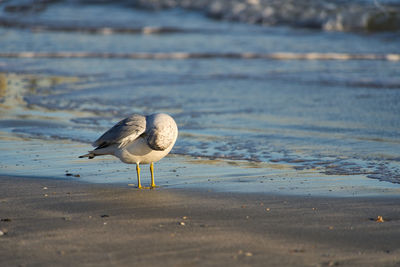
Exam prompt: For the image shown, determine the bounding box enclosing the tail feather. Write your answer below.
[79,144,115,159]
[79,151,95,159]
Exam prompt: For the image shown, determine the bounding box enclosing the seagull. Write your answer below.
[79,113,178,189]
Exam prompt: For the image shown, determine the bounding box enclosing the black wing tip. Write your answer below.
[94,142,109,150]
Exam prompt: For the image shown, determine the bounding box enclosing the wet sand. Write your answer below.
[1,176,400,266]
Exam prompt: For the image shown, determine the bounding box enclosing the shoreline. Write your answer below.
[1,175,400,266]
[1,134,399,198]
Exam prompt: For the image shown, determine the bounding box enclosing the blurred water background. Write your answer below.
[0,0,399,195]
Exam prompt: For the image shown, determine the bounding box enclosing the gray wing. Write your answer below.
[93,114,146,148]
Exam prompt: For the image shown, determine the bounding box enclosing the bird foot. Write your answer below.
[134,184,159,190]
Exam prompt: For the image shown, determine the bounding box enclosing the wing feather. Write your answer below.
[93,114,146,148]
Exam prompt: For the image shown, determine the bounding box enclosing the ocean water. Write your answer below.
[0,0,400,196]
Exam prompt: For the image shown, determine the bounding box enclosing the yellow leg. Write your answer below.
[136,163,142,189]
[150,162,157,189]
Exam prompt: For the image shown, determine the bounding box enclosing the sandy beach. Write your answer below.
[1,175,400,267]
[0,1,400,266]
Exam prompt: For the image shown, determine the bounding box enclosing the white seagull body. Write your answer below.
[79,113,178,189]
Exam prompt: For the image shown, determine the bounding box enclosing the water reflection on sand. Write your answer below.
[0,2,399,195]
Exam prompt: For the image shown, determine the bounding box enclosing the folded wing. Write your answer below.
[93,114,146,149]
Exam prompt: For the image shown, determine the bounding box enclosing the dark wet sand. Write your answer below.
[1,176,400,267]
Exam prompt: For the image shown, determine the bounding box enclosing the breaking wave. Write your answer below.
[131,0,400,32]
[1,0,400,33]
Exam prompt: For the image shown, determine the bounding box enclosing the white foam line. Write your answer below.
[0,52,399,61]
